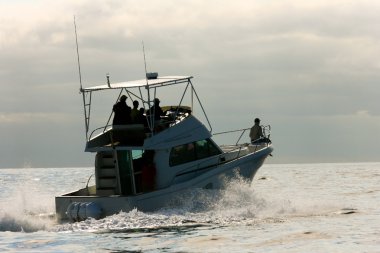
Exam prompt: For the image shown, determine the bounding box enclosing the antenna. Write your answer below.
[74,16,83,92]
[142,41,153,132]
[142,41,148,79]
[73,16,90,140]
[106,73,110,87]
[142,42,158,81]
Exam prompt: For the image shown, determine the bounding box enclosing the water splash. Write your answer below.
[0,177,56,232]
[54,176,269,232]
[1,170,336,233]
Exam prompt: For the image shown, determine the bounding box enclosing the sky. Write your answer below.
[1,0,380,168]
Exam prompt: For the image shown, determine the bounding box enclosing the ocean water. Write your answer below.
[0,163,379,252]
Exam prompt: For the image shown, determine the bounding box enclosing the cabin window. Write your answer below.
[132,150,144,160]
[194,139,221,159]
[169,139,221,167]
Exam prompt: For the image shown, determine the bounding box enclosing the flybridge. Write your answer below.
[79,74,211,142]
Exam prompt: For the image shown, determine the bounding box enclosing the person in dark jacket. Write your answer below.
[146,98,165,132]
[130,100,140,123]
[112,95,132,125]
[250,118,263,143]
[147,98,164,121]
[136,108,147,125]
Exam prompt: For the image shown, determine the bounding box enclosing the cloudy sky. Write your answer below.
[1,0,380,168]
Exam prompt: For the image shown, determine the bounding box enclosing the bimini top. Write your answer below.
[82,75,193,92]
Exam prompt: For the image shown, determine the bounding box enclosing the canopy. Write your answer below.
[82,76,193,92]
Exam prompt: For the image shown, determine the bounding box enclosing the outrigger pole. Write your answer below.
[74,16,90,140]
[74,16,83,91]
[142,41,154,133]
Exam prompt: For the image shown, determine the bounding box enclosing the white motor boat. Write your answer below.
[55,74,273,222]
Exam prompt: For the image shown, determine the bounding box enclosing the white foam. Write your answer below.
[0,167,342,233]
[0,176,56,232]
[54,176,270,232]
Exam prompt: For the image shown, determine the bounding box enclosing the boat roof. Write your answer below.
[82,76,193,92]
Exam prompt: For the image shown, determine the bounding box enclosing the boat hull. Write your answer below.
[55,145,273,222]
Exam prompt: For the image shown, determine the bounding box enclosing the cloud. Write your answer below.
[1,0,380,166]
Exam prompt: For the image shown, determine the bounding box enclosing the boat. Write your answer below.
[55,74,273,222]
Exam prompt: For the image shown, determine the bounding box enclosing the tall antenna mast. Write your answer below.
[142,41,153,132]
[73,16,90,140]
[74,16,83,91]
[142,41,148,79]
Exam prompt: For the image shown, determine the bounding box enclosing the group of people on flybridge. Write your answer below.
[112,95,268,144]
[112,95,163,126]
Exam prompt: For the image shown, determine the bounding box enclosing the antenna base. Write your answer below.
[146,72,158,80]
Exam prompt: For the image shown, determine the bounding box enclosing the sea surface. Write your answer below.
[0,163,379,252]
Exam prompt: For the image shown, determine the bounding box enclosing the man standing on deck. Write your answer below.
[131,100,140,123]
[250,118,263,143]
[147,98,164,121]
[112,95,132,125]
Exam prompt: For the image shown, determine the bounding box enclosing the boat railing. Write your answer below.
[87,110,192,143]
[262,125,271,139]
[88,125,113,141]
[213,128,250,145]
[173,125,272,179]
[213,125,271,145]
[86,118,193,151]
[174,140,272,182]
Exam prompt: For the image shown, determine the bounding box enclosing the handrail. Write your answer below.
[87,112,192,142]
[213,128,250,145]
[213,128,250,135]
[213,125,271,146]
[88,125,113,141]
[262,125,271,138]
[173,137,273,181]
[172,141,272,181]
[85,174,94,195]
